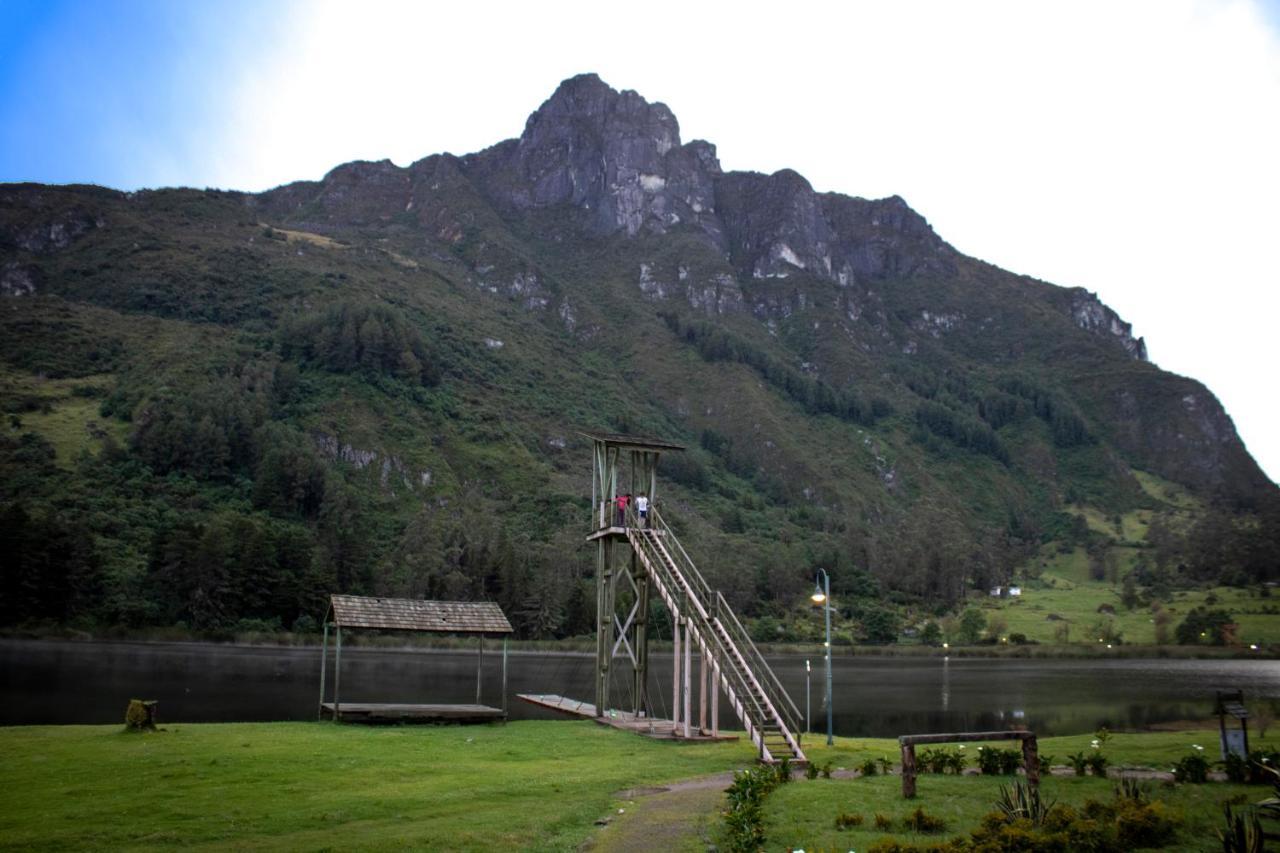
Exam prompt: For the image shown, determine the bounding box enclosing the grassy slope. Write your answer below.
[0,722,1271,851]
[0,720,755,852]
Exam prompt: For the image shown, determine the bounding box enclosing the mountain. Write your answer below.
[1,73,1276,641]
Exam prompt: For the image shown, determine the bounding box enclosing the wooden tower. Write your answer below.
[583,431,683,717]
[580,431,807,764]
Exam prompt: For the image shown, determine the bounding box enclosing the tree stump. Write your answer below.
[124,699,158,731]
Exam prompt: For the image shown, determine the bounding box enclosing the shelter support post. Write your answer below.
[476,635,484,704]
[334,625,343,719]
[501,637,508,717]
[318,620,329,721]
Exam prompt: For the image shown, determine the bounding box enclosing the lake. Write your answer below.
[3,639,1278,737]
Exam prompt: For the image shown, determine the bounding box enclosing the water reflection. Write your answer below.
[2,639,1279,737]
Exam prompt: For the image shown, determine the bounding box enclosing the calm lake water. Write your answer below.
[3,639,1279,737]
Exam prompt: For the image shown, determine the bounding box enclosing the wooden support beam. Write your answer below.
[898,731,1039,797]
[501,638,508,717]
[901,742,917,798]
[672,614,682,732]
[711,660,720,737]
[1022,735,1040,787]
[699,649,707,732]
[683,620,692,739]
[334,625,343,719]
[318,620,329,721]
[475,635,483,705]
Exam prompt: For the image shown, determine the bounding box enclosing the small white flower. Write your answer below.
[1091,739,1100,748]
[1193,744,1204,752]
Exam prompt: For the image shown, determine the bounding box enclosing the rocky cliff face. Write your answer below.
[7,73,1269,504]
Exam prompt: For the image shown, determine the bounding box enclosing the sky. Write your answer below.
[2,0,1278,483]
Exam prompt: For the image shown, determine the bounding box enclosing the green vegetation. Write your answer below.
[1,182,1277,646]
[2,722,1273,852]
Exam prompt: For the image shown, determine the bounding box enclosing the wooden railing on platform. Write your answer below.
[898,730,1039,798]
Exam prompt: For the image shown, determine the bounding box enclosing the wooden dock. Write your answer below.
[320,702,505,724]
[517,694,737,742]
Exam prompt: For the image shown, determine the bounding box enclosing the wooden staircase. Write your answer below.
[626,508,806,765]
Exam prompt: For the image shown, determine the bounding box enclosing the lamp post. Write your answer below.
[812,569,833,746]
[805,658,811,734]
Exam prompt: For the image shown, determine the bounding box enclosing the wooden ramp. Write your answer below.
[518,694,737,742]
[321,702,505,724]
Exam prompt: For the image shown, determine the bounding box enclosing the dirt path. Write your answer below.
[584,772,736,853]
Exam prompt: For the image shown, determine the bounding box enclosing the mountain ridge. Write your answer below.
[0,73,1275,639]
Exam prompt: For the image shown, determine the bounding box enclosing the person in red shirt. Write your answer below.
[615,493,630,526]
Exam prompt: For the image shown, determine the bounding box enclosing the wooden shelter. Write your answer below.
[318,594,514,724]
[1215,689,1251,759]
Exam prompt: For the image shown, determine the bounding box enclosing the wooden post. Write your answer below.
[901,741,917,798]
[318,620,329,721]
[672,614,682,732]
[632,552,650,717]
[334,625,343,720]
[683,620,692,739]
[596,539,613,716]
[475,635,484,705]
[501,637,509,717]
[699,648,708,733]
[711,660,720,737]
[1022,735,1040,787]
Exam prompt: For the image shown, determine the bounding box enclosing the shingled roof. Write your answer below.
[329,595,513,634]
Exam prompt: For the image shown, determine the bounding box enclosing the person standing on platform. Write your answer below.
[636,493,649,527]
[615,492,629,527]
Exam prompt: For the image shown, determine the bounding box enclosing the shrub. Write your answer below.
[919,747,966,775]
[874,813,893,830]
[860,758,879,777]
[804,761,819,780]
[723,765,781,852]
[820,761,834,779]
[1173,750,1210,783]
[1224,752,1250,784]
[1038,754,1055,775]
[1086,753,1109,778]
[835,812,864,829]
[124,699,156,731]
[1067,751,1089,776]
[902,806,948,833]
[977,746,1022,775]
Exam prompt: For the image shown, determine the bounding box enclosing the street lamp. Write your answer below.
[812,569,833,745]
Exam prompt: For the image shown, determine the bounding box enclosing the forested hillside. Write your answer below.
[2,74,1276,643]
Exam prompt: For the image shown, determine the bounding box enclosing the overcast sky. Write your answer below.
[2,0,1278,483]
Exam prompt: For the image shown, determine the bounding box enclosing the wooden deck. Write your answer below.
[517,694,737,742]
[320,702,505,724]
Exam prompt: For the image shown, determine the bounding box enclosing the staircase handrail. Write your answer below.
[642,507,803,740]
[625,527,769,729]
[713,589,803,733]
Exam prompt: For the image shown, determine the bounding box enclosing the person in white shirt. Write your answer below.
[636,494,649,527]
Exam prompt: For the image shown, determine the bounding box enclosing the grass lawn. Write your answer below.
[0,720,756,852]
[2,721,1272,851]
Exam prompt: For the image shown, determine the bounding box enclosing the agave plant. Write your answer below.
[1219,805,1264,853]
[995,779,1057,826]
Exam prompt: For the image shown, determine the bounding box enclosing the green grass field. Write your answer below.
[0,721,1273,851]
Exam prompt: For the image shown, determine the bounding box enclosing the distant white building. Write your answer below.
[990,586,1003,597]
[1008,586,1022,597]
